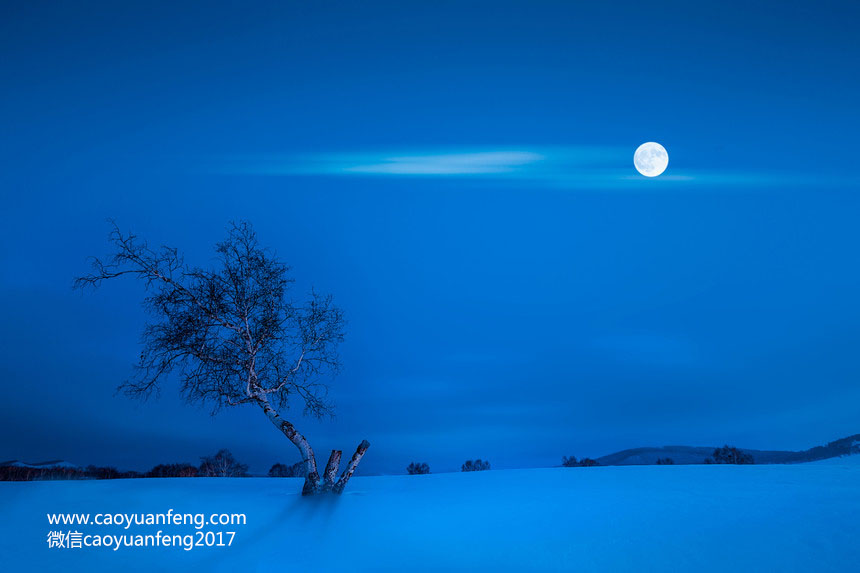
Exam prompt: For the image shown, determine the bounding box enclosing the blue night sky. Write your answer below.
[1,2,859,475]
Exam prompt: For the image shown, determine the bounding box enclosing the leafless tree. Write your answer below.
[75,221,369,495]
[406,462,430,475]
[199,449,249,477]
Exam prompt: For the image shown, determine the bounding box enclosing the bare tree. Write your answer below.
[461,459,490,472]
[199,449,249,477]
[705,445,754,465]
[75,221,369,495]
[406,462,430,475]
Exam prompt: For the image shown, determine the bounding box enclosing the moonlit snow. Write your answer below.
[3,461,858,571]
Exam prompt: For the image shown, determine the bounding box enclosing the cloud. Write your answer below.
[220,146,620,178]
[217,147,846,189]
[225,149,549,177]
[340,151,544,175]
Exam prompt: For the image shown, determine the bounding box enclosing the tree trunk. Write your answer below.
[256,396,369,495]
[333,440,370,494]
[321,450,342,492]
[255,396,320,495]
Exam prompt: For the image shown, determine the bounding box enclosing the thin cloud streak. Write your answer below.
[342,151,544,175]
[219,146,619,177]
[217,147,848,189]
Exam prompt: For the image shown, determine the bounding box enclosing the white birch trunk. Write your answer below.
[255,396,320,495]
[255,396,369,495]
[333,440,370,494]
[321,450,342,492]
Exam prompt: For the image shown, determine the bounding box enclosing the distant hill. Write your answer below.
[0,460,79,469]
[596,434,860,466]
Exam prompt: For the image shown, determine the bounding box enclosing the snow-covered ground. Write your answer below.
[810,454,860,465]
[2,460,859,571]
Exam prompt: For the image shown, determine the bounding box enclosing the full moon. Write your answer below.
[633,142,669,177]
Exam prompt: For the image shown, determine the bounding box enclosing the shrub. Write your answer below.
[268,462,306,478]
[656,458,675,465]
[0,464,141,481]
[199,449,249,477]
[85,465,121,479]
[562,456,600,467]
[706,445,754,465]
[148,463,199,478]
[461,459,490,472]
[0,466,81,481]
[33,467,84,480]
[406,462,430,475]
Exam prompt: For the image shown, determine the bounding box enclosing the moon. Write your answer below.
[633,142,669,177]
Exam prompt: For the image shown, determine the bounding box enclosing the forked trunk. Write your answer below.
[321,450,342,492]
[333,440,370,494]
[256,396,369,495]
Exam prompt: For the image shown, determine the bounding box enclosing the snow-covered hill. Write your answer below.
[2,462,859,571]
[809,452,860,465]
[0,460,79,469]
[596,433,860,465]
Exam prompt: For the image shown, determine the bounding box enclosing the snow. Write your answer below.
[1,460,79,469]
[2,461,859,571]
[809,453,860,465]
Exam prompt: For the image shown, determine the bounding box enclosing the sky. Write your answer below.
[1,1,859,475]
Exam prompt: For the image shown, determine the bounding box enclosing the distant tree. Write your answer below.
[29,467,82,481]
[268,461,306,478]
[407,462,430,475]
[0,464,140,481]
[75,222,369,495]
[199,449,249,477]
[85,465,121,479]
[706,445,754,465]
[461,459,491,472]
[655,458,675,465]
[0,463,141,482]
[148,463,199,478]
[562,456,600,467]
